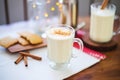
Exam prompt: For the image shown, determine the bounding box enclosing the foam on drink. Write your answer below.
[47,27,72,39]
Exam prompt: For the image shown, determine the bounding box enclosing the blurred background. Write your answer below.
[0,0,119,25]
[0,0,91,25]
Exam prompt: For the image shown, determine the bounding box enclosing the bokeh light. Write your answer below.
[35,16,39,20]
[44,13,49,17]
[32,4,36,8]
[51,7,55,11]
[56,2,59,6]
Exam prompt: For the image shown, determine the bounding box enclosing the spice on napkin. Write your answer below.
[14,51,42,67]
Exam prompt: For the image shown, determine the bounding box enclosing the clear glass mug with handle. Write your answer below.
[46,24,83,70]
[90,2,120,43]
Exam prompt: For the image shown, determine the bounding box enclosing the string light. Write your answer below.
[51,7,55,11]
[31,0,59,19]
[35,16,39,20]
[56,2,60,6]
[32,4,36,8]
[56,2,59,6]
[44,13,49,18]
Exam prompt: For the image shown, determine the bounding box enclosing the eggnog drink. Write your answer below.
[90,3,116,43]
[46,27,74,63]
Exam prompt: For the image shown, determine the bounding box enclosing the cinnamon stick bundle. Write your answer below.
[14,51,42,67]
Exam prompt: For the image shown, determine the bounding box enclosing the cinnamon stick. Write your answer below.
[23,51,29,67]
[23,56,28,67]
[101,0,109,10]
[14,55,23,64]
[20,52,42,60]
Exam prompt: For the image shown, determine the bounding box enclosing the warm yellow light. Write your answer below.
[32,4,36,8]
[44,13,49,17]
[56,2,59,6]
[35,16,39,20]
[51,7,55,11]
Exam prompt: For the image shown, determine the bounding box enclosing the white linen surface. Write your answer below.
[0,21,100,80]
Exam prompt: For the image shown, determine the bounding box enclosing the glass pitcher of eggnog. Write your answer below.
[90,2,116,43]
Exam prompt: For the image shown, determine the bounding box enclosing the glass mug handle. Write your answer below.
[113,16,120,36]
[73,38,84,53]
[113,26,120,35]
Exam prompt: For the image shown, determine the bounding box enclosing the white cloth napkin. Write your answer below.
[0,22,106,80]
[0,47,102,80]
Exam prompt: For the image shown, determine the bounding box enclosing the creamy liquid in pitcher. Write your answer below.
[46,27,74,63]
[90,9,115,43]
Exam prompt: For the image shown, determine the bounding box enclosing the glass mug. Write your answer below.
[46,24,83,70]
[90,2,116,43]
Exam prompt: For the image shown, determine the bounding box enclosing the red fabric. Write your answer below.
[75,30,86,38]
[73,42,106,60]
[75,30,106,60]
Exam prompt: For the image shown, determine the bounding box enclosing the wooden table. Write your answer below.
[64,16,120,80]
[0,17,120,80]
